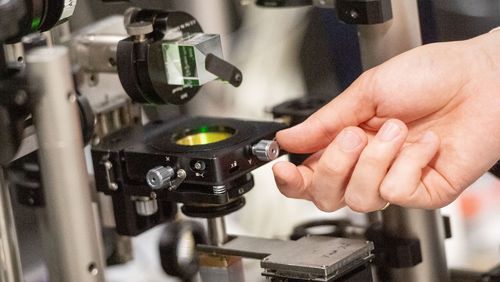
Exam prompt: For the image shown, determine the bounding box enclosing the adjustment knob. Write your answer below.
[252,140,280,161]
[160,221,207,281]
[135,198,158,216]
[146,166,175,189]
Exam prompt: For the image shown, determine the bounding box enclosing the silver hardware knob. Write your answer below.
[146,166,175,189]
[135,198,158,217]
[251,140,280,161]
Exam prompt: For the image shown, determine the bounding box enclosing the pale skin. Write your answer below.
[272,31,500,213]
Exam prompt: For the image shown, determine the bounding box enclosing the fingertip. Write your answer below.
[272,161,298,186]
[275,123,308,152]
[334,126,368,152]
[374,118,408,144]
[388,118,408,134]
[273,161,311,199]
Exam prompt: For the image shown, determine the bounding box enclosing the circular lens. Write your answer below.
[174,126,235,146]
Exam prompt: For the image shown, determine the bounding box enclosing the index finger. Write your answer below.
[276,71,377,154]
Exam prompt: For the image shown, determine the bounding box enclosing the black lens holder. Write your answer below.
[91,116,285,235]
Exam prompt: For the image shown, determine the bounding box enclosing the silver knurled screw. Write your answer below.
[251,140,280,161]
[135,198,158,217]
[146,166,175,189]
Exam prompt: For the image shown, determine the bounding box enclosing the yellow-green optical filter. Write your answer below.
[176,131,233,146]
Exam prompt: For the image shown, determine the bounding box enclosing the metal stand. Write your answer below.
[26,46,105,282]
[382,207,448,282]
[199,217,245,282]
[357,1,449,281]
[0,170,23,282]
[207,217,228,246]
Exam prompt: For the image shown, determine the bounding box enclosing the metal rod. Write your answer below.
[26,46,105,282]
[2,43,23,65]
[382,207,448,282]
[0,170,23,282]
[207,217,228,246]
[356,1,449,281]
[357,0,422,70]
[72,34,123,73]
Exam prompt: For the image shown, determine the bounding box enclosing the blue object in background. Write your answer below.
[319,9,362,90]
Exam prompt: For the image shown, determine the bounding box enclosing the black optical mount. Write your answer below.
[0,0,75,43]
[117,8,243,105]
[92,116,285,236]
[0,0,78,164]
[256,0,393,25]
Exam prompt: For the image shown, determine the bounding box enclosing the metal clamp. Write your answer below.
[103,160,118,191]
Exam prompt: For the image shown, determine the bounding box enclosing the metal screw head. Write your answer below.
[14,90,28,105]
[193,161,206,171]
[350,9,359,19]
[251,140,280,161]
[109,183,118,191]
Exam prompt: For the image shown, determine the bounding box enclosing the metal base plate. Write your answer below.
[198,235,374,282]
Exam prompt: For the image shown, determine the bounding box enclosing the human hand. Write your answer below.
[273,32,500,212]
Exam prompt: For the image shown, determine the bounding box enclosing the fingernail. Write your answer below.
[377,121,401,142]
[337,129,362,151]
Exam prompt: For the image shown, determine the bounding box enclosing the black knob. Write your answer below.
[159,221,207,281]
[0,0,26,42]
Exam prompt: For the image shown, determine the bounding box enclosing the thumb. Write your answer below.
[276,72,377,153]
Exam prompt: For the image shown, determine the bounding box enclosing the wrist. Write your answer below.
[467,31,500,75]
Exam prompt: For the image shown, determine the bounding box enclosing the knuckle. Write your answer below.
[277,186,297,199]
[345,194,372,213]
[318,162,348,178]
[313,199,338,212]
[359,67,383,94]
[348,204,372,213]
[379,183,403,203]
[310,187,342,212]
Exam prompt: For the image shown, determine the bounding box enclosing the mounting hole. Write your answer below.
[88,263,98,276]
[108,57,116,67]
[89,74,99,86]
[17,56,23,63]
